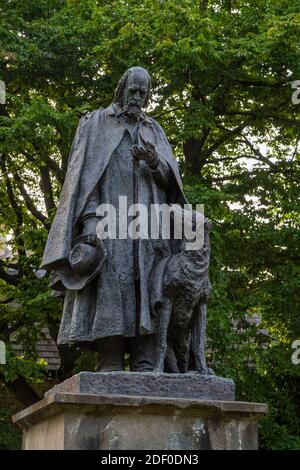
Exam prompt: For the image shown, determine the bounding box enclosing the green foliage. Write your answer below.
[0,0,299,449]
[0,408,21,450]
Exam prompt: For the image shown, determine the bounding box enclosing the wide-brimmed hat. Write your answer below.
[59,237,106,291]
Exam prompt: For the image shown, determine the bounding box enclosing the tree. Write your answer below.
[0,0,299,449]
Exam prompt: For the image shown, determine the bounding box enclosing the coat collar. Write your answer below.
[105,103,152,125]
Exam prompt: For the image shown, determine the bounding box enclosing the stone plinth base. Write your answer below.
[45,371,235,401]
[13,373,267,450]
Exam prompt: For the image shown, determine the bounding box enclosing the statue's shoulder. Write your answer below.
[80,107,104,124]
[76,108,106,136]
[147,116,168,137]
[147,115,160,128]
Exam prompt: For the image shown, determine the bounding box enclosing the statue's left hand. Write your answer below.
[131,141,158,167]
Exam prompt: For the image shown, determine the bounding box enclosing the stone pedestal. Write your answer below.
[13,372,267,450]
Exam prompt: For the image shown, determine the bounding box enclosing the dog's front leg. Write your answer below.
[191,302,214,375]
[154,297,172,373]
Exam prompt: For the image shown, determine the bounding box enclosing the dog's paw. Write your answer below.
[201,367,215,376]
[188,367,215,376]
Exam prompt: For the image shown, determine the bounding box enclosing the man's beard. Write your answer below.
[123,103,142,122]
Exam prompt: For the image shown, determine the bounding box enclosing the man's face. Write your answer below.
[123,69,149,111]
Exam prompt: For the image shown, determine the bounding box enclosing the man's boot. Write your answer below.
[130,334,156,372]
[96,336,125,372]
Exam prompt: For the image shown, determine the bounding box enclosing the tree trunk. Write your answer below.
[183,136,207,176]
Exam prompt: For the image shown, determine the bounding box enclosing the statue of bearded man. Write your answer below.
[42,66,187,372]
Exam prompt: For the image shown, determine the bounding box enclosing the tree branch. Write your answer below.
[14,173,49,229]
[39,166,56,215]
[22,148,64,184]
[208,170,262,183]
[205,120,254,157]
[239,135,278,170]
[235,80,287,89]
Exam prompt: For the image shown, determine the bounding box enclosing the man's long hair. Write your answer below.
[113,66,151,108]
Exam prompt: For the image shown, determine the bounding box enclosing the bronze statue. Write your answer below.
[42,67,212,374]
